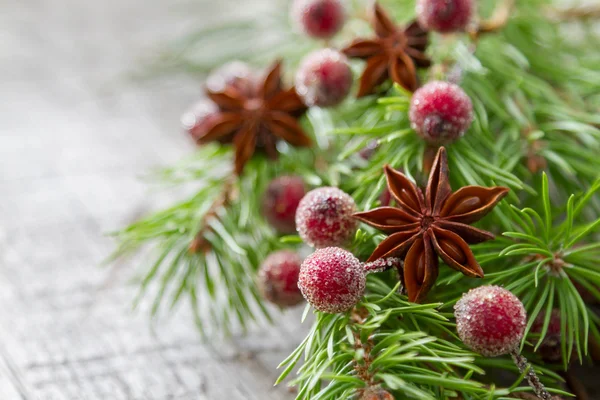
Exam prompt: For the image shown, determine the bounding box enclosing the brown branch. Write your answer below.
[510,350,552,400]
[350,308,379,395]
[188,175,236,253]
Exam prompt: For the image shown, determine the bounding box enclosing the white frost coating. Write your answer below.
[454,285,527,357]
[295,187,358,248]
[298,247,365,313]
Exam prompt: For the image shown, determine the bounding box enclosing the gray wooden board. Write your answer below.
[0,0,308,398]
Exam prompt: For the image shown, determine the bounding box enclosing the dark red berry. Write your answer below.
[206,61,257,95]
[262,176,307,234]
[454,285,527,357]
[360,387,395,400]
[531,309,562,362]
[181,100,222,142]
[292,0,346,39]
[409,81,473,145]
[298,247,365,313]
[258,250,305,307]
[416,0,474,33]
[295,187,358,248]
[295,48,353,107]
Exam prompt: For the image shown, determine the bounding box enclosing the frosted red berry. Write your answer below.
[416,0,474,33]
[298,247,365,313]
[531,309,562,362]
[258,250,305,307]
[206,61,257,95]
[292,0,346,39]
[295,187,358,248]
[409,81,473,145]
[454,285,527,357]
[181,100,222,142]
[360,387,395,400]
[262,176,307,234]
[295,49,353,107]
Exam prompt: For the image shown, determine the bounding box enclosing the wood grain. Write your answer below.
[0,0,307,398]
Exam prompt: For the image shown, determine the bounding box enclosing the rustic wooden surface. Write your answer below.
[0,0,307,398]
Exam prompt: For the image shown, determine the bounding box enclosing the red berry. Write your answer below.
[292,0,346,39]
[416,0,474,33]
[531,309,562,362]
[295,187,358,248]
[258,250,305,307]
[298,247,365,313]
[262,176,307,234]
[454,285,527,357]
[206,61,257,95]
[181,100,222,142]
[295,49,353,107]
[409,81,473,145]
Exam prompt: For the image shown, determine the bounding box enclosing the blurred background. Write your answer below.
[0,0,306,398]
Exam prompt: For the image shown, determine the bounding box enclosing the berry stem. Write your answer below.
[189,175,236,253]
[510,349,552,400]
[363,257,402,274]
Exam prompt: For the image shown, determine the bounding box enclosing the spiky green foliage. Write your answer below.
[112,0,600,397]
[277,277,569,400]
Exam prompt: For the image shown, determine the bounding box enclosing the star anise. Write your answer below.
[197,60,311,175]
[342,2,431,97]
[353,147,509,302]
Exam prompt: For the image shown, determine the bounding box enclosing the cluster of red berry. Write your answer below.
[184,0,476,147]
[184,0,551,376]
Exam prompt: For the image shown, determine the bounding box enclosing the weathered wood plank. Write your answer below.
[0,0,307,398]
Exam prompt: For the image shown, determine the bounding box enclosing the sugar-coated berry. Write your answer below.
[409,81,473,145]
[292,0,346,39]
[531,309,562,362]
[298,247,365,313]
[454,285,527,357]
[206,61,256,95]
[295,49,353,107]
[416,0,474,33]
[295,187,358,248]
[262,176,307,234]
[258,250,305,307]
[181,100,221,142]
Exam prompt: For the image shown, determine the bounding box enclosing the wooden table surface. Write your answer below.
[0,0,307,398]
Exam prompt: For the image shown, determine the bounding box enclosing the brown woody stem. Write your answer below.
[350,309,377,390]
[188,175,236,253]
[363,257,403,274]
[510,349,552,400]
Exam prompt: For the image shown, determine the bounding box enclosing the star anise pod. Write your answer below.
[353,147,509,302]
[197,60,311,175]
[342,2,431,97]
